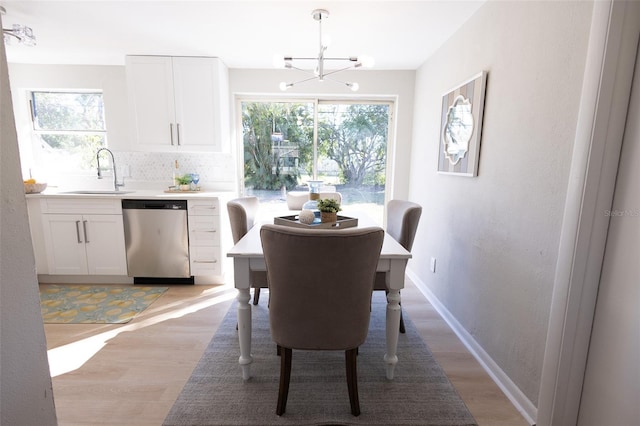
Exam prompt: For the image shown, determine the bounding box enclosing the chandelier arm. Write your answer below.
[323,57,359,62]
[287,65,317,75]
[286,57,321,61]
[322,75,351,85]
[321,66,360,77]
[290,75,326,86]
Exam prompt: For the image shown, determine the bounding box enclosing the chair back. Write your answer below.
[260,224,384,350]
[227,196,259,244]
[386,200,422,251]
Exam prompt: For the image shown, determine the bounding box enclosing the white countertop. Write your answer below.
[26,188,235,200]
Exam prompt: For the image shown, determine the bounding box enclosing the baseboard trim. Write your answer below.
[406,269,537,426]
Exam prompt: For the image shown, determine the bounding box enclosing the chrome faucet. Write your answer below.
[96,148,124,191]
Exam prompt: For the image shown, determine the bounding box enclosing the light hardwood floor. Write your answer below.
[43,279,529,426]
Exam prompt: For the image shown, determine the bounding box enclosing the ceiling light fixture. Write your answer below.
[273,9,373,92]
[0,7,37,47]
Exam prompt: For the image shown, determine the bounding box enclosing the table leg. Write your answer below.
[385,288,401,380]
[237,288,252,380]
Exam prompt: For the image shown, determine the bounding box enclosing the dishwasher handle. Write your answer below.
[122,199,187,210]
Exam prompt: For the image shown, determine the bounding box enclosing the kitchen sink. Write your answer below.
[60,190,136,195]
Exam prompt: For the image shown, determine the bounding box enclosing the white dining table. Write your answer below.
[226,211,411,380]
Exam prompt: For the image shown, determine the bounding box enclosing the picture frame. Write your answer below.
[437,71,488,176]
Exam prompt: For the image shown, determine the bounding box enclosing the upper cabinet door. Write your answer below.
[126,56,176,150]
[126,55,229,152]
[173,57,222,151]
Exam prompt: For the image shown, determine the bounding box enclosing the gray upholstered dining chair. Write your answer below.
[374,199,422,333]
[260,224,384,417]
[227,196,268,305]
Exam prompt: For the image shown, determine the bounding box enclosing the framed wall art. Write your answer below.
[438,71,488,176]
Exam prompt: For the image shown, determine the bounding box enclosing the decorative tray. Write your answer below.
[164,187,202,193]
[274,215,358,229]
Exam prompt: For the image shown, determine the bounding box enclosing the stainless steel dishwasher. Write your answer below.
[122,199,191,282]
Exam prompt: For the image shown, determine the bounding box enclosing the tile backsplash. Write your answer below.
[115,151,235,184]
[47,151,236,192]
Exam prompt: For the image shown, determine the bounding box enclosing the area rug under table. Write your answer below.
[164,292,477,426]
[39,285,168,324]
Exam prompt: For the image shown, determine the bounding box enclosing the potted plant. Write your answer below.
[317,198,341,223]
[176,174,192,191]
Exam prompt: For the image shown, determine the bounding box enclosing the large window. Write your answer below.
[241,100,391,223]
[30,91,107,174]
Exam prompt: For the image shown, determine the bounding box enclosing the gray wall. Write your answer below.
[408,0,593,409]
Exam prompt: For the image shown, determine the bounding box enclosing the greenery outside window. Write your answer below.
[241,99,391,223]
[30,91,107,174]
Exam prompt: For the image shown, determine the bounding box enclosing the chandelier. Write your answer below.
[273,9,373,92]
[0,7,37,47]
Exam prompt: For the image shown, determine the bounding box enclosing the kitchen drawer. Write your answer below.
[190,246,221,275]
[188,215,220,246]
[188,199,219,216]
[40,198,122,215]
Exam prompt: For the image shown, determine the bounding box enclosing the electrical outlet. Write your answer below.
[430,257,436,273]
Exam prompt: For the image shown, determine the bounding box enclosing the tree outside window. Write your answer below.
[31,91,107,174]
[241,100,390,219]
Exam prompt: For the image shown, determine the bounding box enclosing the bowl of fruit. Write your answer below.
[23,179,47,194]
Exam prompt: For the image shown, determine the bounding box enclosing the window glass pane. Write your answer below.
[241,100,390,224]
[29,91,107,176]
[242,101,314,205]
[317,103,388,220]
[37,133,106,172]
[32,92,106,131]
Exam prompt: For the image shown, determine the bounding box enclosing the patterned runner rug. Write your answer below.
[39,285,168,324]
[164,292,477,426]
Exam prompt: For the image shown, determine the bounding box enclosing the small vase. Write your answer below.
[180,184,190,191]
[302,180,324,218]
[320,211,337,223]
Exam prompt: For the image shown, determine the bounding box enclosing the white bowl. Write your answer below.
[24,182,47,194]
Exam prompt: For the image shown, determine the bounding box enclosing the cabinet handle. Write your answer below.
[83,220,89,243]
[193,260,218,264]
[191,229,217,233]
[75,220,83,243]
[176,123,181,146]
[170,123,175,146]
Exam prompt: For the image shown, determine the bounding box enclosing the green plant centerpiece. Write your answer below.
[175,174,192,190]
[317,198,341,223]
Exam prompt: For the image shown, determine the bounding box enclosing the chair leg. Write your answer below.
[253,288,260,305]
[345,348,360,416]
[276,346,292,416]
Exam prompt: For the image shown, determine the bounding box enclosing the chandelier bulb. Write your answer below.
[348,82,359,92]
[279,82,291,91]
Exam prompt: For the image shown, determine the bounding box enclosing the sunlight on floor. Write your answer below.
[48,286,237,377]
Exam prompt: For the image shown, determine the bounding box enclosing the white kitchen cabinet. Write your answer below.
[38,198,127,276]
[187,198,222,276]
[126,55,229,152]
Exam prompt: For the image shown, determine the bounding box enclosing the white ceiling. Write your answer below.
[1,1,485,69]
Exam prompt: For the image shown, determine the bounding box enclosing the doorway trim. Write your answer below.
[537,1,640,425]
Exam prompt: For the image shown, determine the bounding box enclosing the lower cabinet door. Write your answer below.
[42,214,89,275]
[42,213,127,276]
[84,214,128,275]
